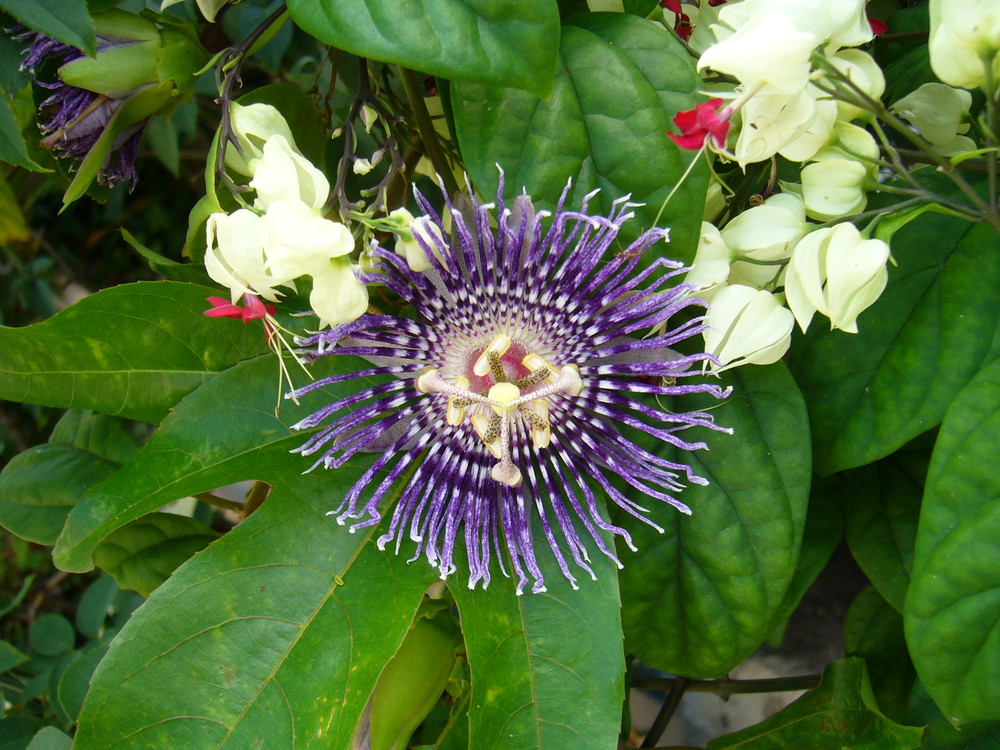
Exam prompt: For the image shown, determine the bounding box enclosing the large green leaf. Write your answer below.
[0,411,137,545]
[904,681,1000,749]
[0,0,95,55]
[707,658,923,750]
[286,0,560,97]
[0,281,269,423]
[905,361,1000,724]
[93,513,219,597]
[842,450,925,613]
[451,539,622,750]
[788,218,1000,475]
[619,362,811,678]
[451,13,707,260]
[71,354,438,747]
[52,353,380,573]
[844,586,915,722]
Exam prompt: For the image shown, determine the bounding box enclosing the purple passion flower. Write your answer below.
[291,180,732,594]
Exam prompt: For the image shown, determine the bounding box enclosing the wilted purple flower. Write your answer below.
[17,28,146,188]
[292,179,732,594]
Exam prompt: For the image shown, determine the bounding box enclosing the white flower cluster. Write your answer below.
[205,103,369,328]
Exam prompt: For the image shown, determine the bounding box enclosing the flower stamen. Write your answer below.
[473,334,513,377]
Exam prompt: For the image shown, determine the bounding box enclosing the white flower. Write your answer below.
[784,223,889,333]
[892,83,975,154]
[734,87,819,166]
[261,199,355,280]
[723,193,806,288]
[812,121,880,163]
[250,135,329,211]
[703,285,794,371]
[778,97,838,163]
[684,222,731,301]
[205,209,287,302]
[310,260,370,328]
[223,103,298,176]
[827,49,886,121]
[929,0,1000,89]
[700,11,819,95]
[717,0,872,49]
[800,158,870,221]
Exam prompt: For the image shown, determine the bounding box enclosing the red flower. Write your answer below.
[667,98,731,151]
[868,17,888,35]
[205,294,276,322]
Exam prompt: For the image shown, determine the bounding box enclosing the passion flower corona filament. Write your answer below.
[291,178,732,593]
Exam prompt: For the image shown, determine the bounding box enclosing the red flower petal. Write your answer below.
[868,17,888,35]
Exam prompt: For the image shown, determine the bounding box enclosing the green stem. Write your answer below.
[640,677,689,748]
[398,66,459,198]
[632,673,821,698]
[240,481,271,519]
[194,492,244,514]
[981,51,998,208]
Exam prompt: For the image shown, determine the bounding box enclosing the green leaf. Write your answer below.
[0,410,142,544]
[57,641,107,721]
[0,718,42,750]
[73,468,437,747]
[75,574,119,639]
[25,727,72,750]
[0,171,30,242]
[844,586,915,722]
[905,360,1000,724]
[451,544,623,750]
[93,513,219,597]
[0,0,95,55]
[904,681,1000,750]
[452,13,707,259]
[842,451,925,613]
[120,228,212,285]
[287,0,560,97]
[619,362,811,678]
[707,658,923,750]
[0,639,27,672]
[52,353,383,572]
[0,92,47,172]
[0,281,269,423]
[29,614,74,657]
[788,217,1000,475]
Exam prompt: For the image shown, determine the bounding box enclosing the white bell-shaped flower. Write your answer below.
[929,0,1000,89]
[205,209,289,303]
[703,285,794,371]
[261,198,356,281]
[827,49,886,121]
[310,259,370,328]
[717,0,872,49]
[684,222,731,301]
[224,102,298,176]
[892,83,975,153]
[784,223,890,333]
[734,87,819,166]
[250,134,330,211]
[723,193,806,288]
[800,158,870,221]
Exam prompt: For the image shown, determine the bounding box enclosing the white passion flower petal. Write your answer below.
[250,134,330,211]
[310,259,370,328]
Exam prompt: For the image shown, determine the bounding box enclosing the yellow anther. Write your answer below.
[447,376,470,426]
[415,366,440,393]
[559,364,584,397]
[471,414,502,458]
[522,353,560,384]
[473,334,513,377]
[530,400,551,450]
[487,382,520,415]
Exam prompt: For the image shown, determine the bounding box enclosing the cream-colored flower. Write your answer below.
[778,97,838,163]
[784,223,889,333]
[703,285,794,370]
[223,102,297,176]
[717,0,872,49]
[800,158,870,221]
[929,0,1000,89]
[249,135,329,211]
[892,83,975,153]
[261,199,355,281]
[310,260,370,328]
[722,193,806,288]
[734,87,819,166]
[390,208,447,272]
[827,49,886,121]
[684,222,731,301]
[701,11,819,95]
[205,209,287,302]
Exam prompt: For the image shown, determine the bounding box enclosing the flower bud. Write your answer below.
[703,285,794,371]
[722,193,806,287]
[891,83,975,154]
[800,158,870,221]
[224,102,298,176]
[929,0,1000,90]
[393,211,448,272]
[17,9,207,202]
[784,223,889,333]
[826,49,885,121]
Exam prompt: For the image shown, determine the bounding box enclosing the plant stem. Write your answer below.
[241,481,271,519]
[195,492,245,514]
[632,674,821,699]
[397,66,459,198]
[640,677,689,748]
